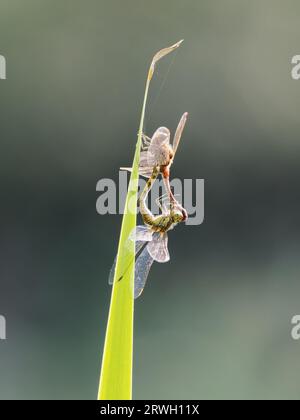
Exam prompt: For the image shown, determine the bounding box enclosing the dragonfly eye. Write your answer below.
[172,211,184,223]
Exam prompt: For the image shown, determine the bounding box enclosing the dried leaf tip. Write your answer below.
[148,39,184,81]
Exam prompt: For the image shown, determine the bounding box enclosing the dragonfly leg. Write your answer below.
[156,193,181,215]
[141,143,148,151]
[142,133,151,150]
[141,133,151,151]
[155,195,168,214]
[142,133,152,145]
[156,192,169,201]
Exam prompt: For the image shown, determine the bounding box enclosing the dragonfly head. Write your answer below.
[172,208,187,224]
[171,202,188,223]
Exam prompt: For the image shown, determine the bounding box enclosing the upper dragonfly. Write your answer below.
[121,112,188,205]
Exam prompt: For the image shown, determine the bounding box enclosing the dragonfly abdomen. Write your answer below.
[139,166,160,222]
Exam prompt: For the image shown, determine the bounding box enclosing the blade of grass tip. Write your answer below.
[98,40,184,401]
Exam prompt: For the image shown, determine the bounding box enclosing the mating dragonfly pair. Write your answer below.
[109,112,189,298]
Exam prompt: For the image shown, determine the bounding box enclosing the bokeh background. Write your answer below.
[0,0,300,400]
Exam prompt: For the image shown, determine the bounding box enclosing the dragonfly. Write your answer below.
[109,195,186,298]
[121,112,188,207]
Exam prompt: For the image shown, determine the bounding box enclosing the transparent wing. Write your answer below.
[172,112,188,156]
[139,151,151,167]
[147,127,170,166]
[134,245,155,298]
[108,241,147,286]
[129,225,153,242]
[147,232,170,263]
[109,226,153,285]
[150,127,170,148]
[120,127,170,178]
[108,255,117,285]
[120,166,153,179]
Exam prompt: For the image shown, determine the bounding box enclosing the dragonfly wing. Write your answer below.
[120,166,153,179]
[108,255,117,285]
[139,151,151,167]
[120,127,170,177]
[109,226,153,285]
[108,241,147,285]
[139,168,156,178]
[147,127,170,166]
[129,225,153,243]
[172,112,188,156]
[150,127,170,148]
[147,232,170,263]
[134,245,155,298]
[135,151,156,175]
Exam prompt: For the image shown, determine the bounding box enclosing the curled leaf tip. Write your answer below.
[148,39,184,82]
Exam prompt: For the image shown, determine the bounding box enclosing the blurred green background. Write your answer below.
[0,0,300,400]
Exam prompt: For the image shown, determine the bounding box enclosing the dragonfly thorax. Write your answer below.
[155,143,173,167]
[159,145,174,178]
[171,209,185,224]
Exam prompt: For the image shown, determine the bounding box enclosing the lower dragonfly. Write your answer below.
[109,166,187,298]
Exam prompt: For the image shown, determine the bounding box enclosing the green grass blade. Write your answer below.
[98,40,184,401]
